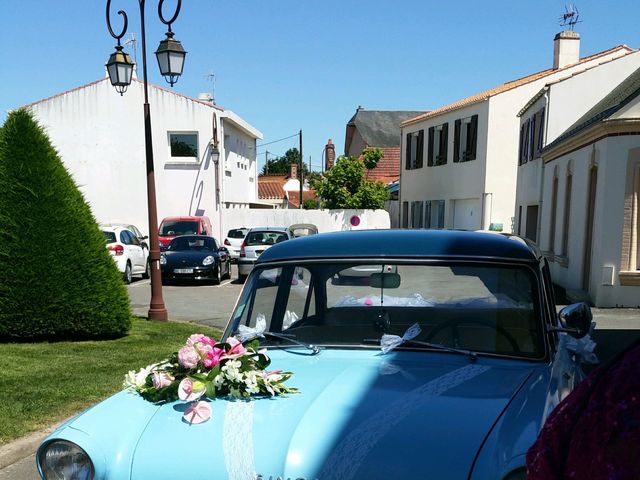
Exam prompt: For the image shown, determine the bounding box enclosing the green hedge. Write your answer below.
[0,110,131,340]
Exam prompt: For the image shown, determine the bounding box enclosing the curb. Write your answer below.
[0,420,67,471]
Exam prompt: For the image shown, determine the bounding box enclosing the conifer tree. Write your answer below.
[0,110,131,340]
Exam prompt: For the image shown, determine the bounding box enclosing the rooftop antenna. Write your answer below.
[204,71,216,105]
[123,33,138,66]
[559,4,581,31]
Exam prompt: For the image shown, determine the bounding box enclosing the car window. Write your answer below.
[245,231,288,246]
[168,236,216,251]
[159,220,199,236]
[103,231,116,243]
[127,230,140,246]
[227,229,248,239]
[230,262,544,359]
[120,231,130,244]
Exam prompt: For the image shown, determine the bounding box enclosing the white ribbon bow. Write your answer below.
[380,323,422,354]
[235,314,267,342]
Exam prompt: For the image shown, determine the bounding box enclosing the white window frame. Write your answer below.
[168,131,199,162]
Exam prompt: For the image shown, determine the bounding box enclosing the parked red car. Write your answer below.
[158,216,213,250]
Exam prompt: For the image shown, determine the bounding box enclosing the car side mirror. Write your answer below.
[141,235,148,240]
[558,302,592,338]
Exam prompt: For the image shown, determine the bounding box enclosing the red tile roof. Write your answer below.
[258,179,286,200]
[401,45,636,127]
[365,147,400,183]
[287,190,318,209]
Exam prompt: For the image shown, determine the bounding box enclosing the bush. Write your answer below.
[0,110,131,340]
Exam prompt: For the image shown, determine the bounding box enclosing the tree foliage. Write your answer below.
[261,148,309,177]
[312,148,390,209]
[0,110,131,340]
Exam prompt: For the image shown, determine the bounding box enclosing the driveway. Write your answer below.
[126,264,245,329]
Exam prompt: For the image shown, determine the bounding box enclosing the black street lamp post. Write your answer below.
[105,0,187,321]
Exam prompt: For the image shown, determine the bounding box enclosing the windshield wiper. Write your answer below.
[257,331,321,355]
[363,338,477,362]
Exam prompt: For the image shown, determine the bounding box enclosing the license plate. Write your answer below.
[174,268,193,274]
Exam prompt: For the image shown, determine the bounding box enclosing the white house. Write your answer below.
[538,68,640,307]
[25,77,262,240]
[399,32,637,233]
[515,45,640,243]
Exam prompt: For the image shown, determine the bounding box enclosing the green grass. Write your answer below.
[0,318,222,444]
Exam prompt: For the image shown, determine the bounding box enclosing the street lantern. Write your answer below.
[106,46,135,95]
[155,32,186,86]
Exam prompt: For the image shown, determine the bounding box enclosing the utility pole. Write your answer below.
[299,129,303,209]
[265,150,269,175]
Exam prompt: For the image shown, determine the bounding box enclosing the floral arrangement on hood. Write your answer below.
[124,334,298,424]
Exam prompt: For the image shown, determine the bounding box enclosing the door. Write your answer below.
[453,198,481,231]
[525,205,539,242]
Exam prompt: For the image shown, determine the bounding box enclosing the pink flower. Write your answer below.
[204,347,225,368]
[178,346,200,369]
[152,371,174,389]
[187,334,215,347]
[222,337,247,359]
[178,378,206,401]
[183,401,212,424]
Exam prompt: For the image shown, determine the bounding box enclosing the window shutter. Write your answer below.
[440,123,449,165]
[468,115,478,161]
[454,119,461,162]
[522,119,530,163]
[427,127,434,167]
[417,130,424,168]
[537,107,546,154]
[529,115,536,161]
[518,124,525,165]
[405,133,411,170]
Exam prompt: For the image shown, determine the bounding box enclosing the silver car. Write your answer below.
[237,227,291,281]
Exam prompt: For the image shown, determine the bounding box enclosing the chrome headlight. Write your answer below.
[202,255,215,266]
[160,254,167,265]
[39,440,94,480]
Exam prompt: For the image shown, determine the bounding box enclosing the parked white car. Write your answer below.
[237,227,291,281]
[101,225,150,284]
[223,227,249,261]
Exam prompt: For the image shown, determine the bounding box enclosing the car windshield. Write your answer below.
[227,229,248,239]
[103,231,117,243]
[228,262,544,359]
[244,231,288,246]
[159,220,198,236]
[167,236,216,252]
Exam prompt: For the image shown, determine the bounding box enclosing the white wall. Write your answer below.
[218,209,391,239]
[28,78,261,237]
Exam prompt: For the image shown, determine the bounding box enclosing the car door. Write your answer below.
[123,230,145,271]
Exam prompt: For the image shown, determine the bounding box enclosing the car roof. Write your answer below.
[247,227,290,233]
[256,229,540,264]
[100,225,124,232]
[161,216,203,222]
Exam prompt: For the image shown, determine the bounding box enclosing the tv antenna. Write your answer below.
[123,33,138,66]
[204,71,216,105]
[559,4,581,31]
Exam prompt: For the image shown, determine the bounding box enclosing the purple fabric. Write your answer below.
[527,342,640,479]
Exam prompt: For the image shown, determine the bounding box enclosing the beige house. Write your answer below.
[539,68,640,307]
[399,32,637,233]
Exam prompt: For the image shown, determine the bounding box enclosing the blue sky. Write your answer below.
[2,1,639,173]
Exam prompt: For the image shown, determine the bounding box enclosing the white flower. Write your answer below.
[123,365,153,390]
[213,373,225,388]
[244,371,260,394]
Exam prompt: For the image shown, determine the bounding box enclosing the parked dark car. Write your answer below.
[160,235,230,284]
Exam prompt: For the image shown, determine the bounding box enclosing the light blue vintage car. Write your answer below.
[37,230,595,480]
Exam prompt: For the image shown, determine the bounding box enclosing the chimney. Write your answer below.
[289,162,298,180]
[553,31,580,69]
[198,93,214,104]
[325,139,335,171]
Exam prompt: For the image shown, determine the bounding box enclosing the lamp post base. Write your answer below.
[148,307,168,321]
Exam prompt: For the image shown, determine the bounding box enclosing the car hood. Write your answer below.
[164,250,214,266]
[57,350,536,479]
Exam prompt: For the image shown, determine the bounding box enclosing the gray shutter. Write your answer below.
[537,107,546,154]
[518,124,525,165]
[529,115,536,161]
[405,133,411,170]
[440,123,449,165]
[468,115,478,161]
[427,127,434,167]
[417,130,424,168]
[454,119,461,162]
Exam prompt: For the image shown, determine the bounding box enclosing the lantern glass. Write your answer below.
[155,35,186,86]
[106,48,134,94]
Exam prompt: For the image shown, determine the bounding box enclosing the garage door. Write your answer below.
[453,198,481,231]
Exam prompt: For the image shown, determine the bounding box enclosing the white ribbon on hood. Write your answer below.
[235,313,267,342]
[380,323,422,354]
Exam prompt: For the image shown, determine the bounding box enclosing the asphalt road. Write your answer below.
[126,264,245,329]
